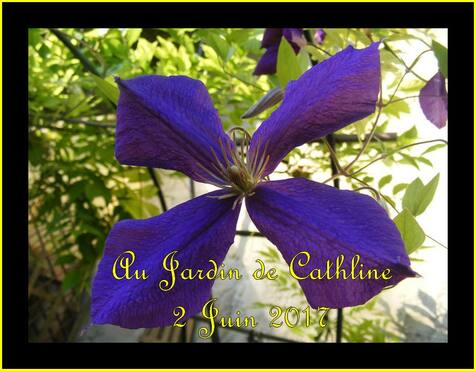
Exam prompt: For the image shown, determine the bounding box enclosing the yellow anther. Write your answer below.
[228,165,240,177]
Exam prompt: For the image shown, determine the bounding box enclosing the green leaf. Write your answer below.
[393,183,408,195]
[85,178,110,203]
[402,174,440,216]
[385,100,410,119]
[400,125,418,141]
[402,178,424,214]
[393,208,426,254]
[123,199,159,219]
[422,143,447,155]
[126,28,142,47]
[228,29,254,44]
[135,39,156,70]
[303,45,330,61]
[353,119,367,139]
[62,269,82,291]
[91,74,119,105]
[400,153,420,169]
[432,40,448,78]
[68,180,86,202]
[416,156,433,167]
[29,28,42,47]
[29,142,43,166]
[276,38,301,87]
[297,49,311,72]
[207,33,230,62]
[78,234,97,264]
[378,174,392,189]
[56,254,76,265]
[385,33,415,43]
[416,174,440,216]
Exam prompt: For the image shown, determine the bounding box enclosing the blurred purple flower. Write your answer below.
[315,28,326,44]
[91,42,416,329]
[419,72,447,128]
[254,28,306,76]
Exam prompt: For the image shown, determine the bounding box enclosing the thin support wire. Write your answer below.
[326,134,344,343]
[147,168,168,212]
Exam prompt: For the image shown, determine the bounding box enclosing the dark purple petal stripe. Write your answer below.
[91,190,240,328]
[249,42,381,177]
[246,178,416,308]
[115,75,234,183]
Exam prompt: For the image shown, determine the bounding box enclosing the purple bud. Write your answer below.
[315,29,326,45]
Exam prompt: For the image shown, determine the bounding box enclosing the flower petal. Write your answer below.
[249,42,381,176]
[282,28,306,51]
[253,45,279,76]
[115,75,233,184]
[246,178,416,308]
[419,72,448,129]
[261,28,283,48]
[91,190,240,328]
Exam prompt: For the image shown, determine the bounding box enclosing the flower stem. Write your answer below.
[49,28,102,77]
[383,42,429,83]
[147,168,168,212]
[325,134,344,343]
[349,139,448,177]
[341,78,384,173]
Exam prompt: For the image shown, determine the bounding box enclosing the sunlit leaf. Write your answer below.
[402,178,424,213]
[393,208,425,254]
[277,38,301,87]
[422,143,447,155]
[432,40,448,78]
[402,174,440,216]
[378,174,392,189]
[400,125,418,141]
[207,33,230,62]
[400,153,420,169]
[353,118,368,139]
[416,157,433,167]
[91,74,119,105]
[393,183,408,195]
[385,100,410,118]
[29,28,42,47]
[126,29,142,47]
[135,38,156,70]
[297,49,311,72]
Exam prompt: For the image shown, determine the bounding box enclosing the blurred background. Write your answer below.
[28,28,447,343]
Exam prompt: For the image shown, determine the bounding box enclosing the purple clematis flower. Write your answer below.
[91,42,416,329]
[254,28,306,76]
[419,71,448,129]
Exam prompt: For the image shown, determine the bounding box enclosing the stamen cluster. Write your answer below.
[197,127,270,209]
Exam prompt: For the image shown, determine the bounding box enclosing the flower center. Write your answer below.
[199,127,270,209]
